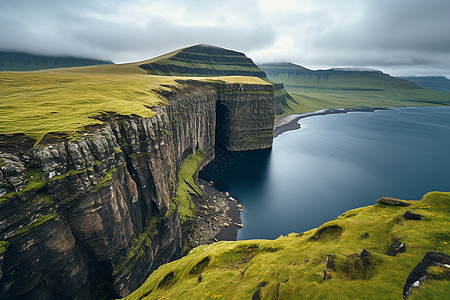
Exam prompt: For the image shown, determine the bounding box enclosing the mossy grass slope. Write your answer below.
[260,63,450,116]
[125,192,449,300]
[173,150,210,225]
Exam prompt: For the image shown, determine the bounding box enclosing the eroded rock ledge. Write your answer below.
[0,81,274,299]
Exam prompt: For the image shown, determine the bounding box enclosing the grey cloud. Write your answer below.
[0,0,449,76]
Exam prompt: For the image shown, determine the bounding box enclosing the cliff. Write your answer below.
[0,68,274,298]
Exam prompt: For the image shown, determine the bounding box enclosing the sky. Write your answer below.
[1,0,449,77]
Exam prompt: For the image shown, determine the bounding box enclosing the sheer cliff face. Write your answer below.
[216,83,274,151]
[0,82,274,299]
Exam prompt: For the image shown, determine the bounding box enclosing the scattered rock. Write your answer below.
[214,207,220,213]
[403,252,450,299]
[229,197,236,202]
[377,196,410,207]
[360,232,370,239]
[234,222,243,228]
[326,254,336,271]
[225,192,229,197]
[386,239,407,256]
[360,249,371,267]
[343,249,374,279]
[200,205,209,210]
[304,258,309,263]
[236,204,242,209]
[404,211,422,220]
[251,281,267,300]
[323,270,332,280]
[223,222,229,228]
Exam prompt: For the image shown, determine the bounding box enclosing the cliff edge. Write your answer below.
[0,56,274,298]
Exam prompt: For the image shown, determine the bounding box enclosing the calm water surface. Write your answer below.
[210,107,450,240]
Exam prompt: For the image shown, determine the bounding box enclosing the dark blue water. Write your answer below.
[211,107,450,240]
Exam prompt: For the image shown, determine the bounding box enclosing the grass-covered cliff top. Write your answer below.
[260,63,450,115]
[0,61,270,144]
[125,191,450,300]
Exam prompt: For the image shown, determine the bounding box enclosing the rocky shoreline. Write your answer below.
[274,106,391,137]
[186,178,243,248]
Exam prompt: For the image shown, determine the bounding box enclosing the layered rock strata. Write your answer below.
[0,81,273,299]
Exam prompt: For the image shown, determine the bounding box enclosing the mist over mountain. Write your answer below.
[0,51,113,71]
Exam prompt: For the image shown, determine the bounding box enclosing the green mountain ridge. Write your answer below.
[260,63,450,115]
[139,44,266,77]
[0,51,113,71]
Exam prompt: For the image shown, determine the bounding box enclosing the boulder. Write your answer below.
[326,254,336,271]
[323,270,332,280]
[377,196,410,207]
[403,252,450,298]
[404,211,422,220]
[360,232,370,239]
[386,239,407,256]
[223,222,229,228]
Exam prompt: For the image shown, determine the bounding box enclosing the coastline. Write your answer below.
[273,106,391,138]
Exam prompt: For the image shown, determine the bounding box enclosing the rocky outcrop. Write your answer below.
[377,196,411,207]
[403,252,450,298]
[0,81,274,299]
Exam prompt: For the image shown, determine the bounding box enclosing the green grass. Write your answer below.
[174,150,210,224]
[0,241,8,254]
[125,191,450,300]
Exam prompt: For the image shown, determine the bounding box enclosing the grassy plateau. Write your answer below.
[0,62,268,144]
[125,192,449,300]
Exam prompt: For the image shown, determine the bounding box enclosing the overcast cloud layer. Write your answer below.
[1,0,449,77]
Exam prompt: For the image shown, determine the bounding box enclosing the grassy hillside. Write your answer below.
[125,192,450,300]
[401,76,450,94]
[260,63,450,115]
[139,44,266,77]
[0,51,112,71]
[0,60,269,146]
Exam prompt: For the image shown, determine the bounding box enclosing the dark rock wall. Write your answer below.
[0,82,273,299]
[216,83,274,151]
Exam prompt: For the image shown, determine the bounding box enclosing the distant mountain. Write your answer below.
[139,44,266,77]
[0,51,113,71]
[140,44,293,114]
[401,76,450,93]
[260,62,450,114]
[260,63,418,90]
